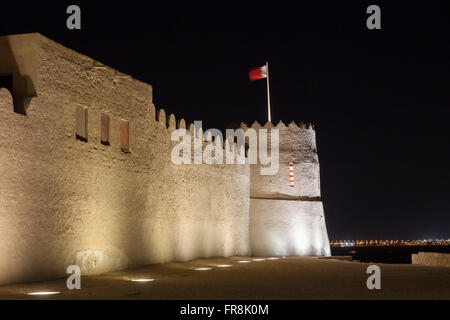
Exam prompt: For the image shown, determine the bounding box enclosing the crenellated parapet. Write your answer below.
[237,119,321,199]
[241,121,330,257]
[239,120,315,131]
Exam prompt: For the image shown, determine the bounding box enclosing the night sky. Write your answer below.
[1,1,449,240]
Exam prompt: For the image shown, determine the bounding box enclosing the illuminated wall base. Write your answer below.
[250,199,331,257]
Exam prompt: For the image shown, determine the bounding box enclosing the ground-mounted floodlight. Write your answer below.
[27,291,60,296]
[130,278,155,282]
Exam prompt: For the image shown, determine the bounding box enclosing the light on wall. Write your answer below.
[194,268,212,271]
[237,260,251,263]
[216,264,232,268]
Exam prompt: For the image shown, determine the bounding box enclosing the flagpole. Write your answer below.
[266,61,272,123]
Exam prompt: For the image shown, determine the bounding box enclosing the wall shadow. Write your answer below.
[0,35,37,114]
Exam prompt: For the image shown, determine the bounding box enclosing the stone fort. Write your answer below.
[0,33,330,285]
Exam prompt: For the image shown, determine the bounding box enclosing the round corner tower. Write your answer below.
[243,121,331,257]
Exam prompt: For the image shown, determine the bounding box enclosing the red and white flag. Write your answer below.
[249,65,268,82]
[249,61,272,123]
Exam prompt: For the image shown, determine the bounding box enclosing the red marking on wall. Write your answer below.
[289,163,294,187]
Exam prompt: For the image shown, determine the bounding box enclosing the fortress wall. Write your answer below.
[241,121,320,199]
[242,121,330,256]
[412,252,450,267]
[250,199,330,256]
[0,33,39,113]
[0,33,250,285]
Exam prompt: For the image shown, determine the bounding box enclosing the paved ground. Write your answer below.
[0,256,449,299]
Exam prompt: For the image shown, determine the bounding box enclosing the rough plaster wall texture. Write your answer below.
[0,33,39,112]
[0,33,250,285]
[241,121,320,199]
[241,121,330,257]
[412,252,450,267]
[250,199,331,257]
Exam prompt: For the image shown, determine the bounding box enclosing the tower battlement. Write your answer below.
[238,121,329,257]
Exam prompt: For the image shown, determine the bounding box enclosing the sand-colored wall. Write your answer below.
[241,121,321,199]
[412,252,450,267]
[242,122,331,257]
[0,33,39,113]
[0,34,250,285]
[250,199,330,256]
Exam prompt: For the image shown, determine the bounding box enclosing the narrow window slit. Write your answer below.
[76,105,88,142]
[101,113,110,146]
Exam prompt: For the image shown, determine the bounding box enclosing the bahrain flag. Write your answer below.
[249,65,268,81]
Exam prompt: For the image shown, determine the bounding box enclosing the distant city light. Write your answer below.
[330,239,450,248]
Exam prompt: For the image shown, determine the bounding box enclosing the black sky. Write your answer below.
[1,1,449,240]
